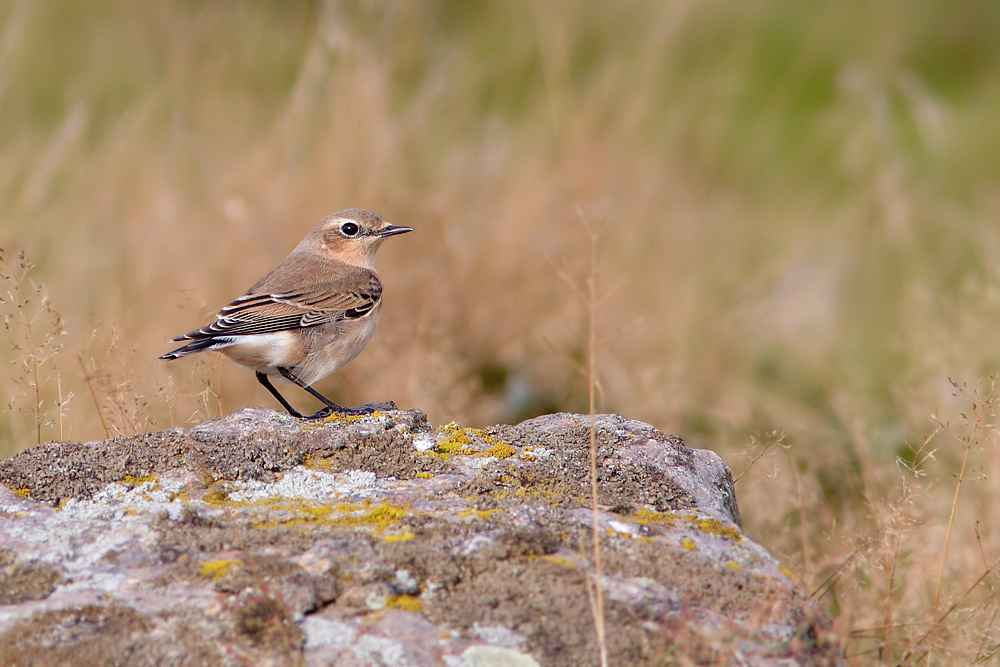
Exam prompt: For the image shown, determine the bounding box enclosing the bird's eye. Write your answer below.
[340,222,360,236]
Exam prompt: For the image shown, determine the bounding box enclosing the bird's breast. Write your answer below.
[292,309,381,386]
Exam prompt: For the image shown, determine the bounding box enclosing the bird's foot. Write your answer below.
[302,400,397,420]
[355,400,398,413]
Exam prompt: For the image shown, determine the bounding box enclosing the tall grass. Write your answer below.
[2,1,1000,661]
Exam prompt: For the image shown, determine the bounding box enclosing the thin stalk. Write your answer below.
[77,352,109,438]
[903,555,1000,664]
[792,461,809,582]
[21,301,41,444]
[215,353,224,417]
[56,368,64,441]
[882,521,900,661]
[732,435,782,484]
[586,225,608,667]
[934,416,977,609]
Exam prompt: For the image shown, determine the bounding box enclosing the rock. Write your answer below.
[0,409,842,666]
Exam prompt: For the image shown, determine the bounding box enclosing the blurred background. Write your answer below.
[2,1,1000,659]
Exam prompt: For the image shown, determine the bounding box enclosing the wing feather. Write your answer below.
[172,269,382,342]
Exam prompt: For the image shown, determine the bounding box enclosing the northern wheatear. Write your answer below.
[159,208,412,419]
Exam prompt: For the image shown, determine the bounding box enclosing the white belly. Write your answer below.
[220,331,307,370]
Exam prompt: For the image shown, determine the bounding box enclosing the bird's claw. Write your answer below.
[302,400,397,420]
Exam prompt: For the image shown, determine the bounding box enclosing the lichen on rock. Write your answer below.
[0,409,841,665]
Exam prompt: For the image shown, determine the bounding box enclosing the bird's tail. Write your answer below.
[158,337,231,361]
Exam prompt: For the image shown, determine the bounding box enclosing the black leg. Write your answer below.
[275,367,396,419]
[255,372,305,418]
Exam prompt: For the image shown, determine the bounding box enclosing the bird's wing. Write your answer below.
[172,271,382,341]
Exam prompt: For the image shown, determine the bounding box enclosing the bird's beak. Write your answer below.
[379,225,414,237]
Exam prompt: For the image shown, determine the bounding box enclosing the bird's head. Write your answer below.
[301,208,412,268]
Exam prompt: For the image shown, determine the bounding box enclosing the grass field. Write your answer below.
[3,1,1000,662]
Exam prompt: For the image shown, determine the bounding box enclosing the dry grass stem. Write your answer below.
[77,352,110,440]
[934,378,994,610]
[582,216,609,666]
[901,555,1000,664]
[0,247,67,444]
[215,353,224,418]
[732,432,785,484]
[792,460,810,581]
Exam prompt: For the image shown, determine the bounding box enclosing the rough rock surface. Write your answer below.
[0,409,841,666]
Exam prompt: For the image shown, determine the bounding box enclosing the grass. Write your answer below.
[2,1,1000,662]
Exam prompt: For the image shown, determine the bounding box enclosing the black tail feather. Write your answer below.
[158,337,227,360]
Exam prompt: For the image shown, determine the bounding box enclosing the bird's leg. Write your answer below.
[255,372,305,418]
[276,367,395,419]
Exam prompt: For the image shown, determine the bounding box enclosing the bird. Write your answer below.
[159,208,412,419]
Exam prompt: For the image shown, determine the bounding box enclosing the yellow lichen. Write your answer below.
[12,487,31,498]
[434,422,516,459]
[472,426,515,456]
[538,555,580,569]
[688,515,743,542]
[415,472,434,479]
[251,502,334,528]
[681,538,697,551]
[387,595,422,612]
[362,503,411,528]
[726,560,741,570]
[633,508,678,526]
[780,565,798,581]
[384,532,415,542]
[121,474,158,487]
[324,411,384,424]
[630,510,742,543]
[201,559,243,580]
[482,442,517,458]
[457,508,500,520]
[302,454,334,470]
[252,500,411,533]
[202,487,231,506]
[436,423,474,457]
